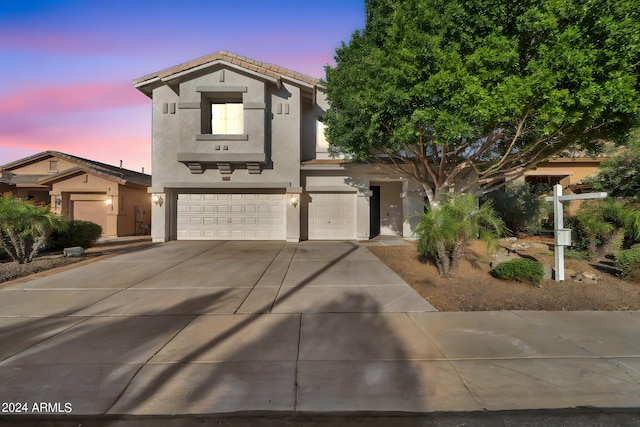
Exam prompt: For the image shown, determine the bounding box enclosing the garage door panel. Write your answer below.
[72,200,107,232]
[177,193,285,240]
[308,192,356,240]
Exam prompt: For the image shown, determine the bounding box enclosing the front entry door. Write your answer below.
[369,186,380,238]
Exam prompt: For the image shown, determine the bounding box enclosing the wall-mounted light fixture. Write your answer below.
[290,195,298,208]
[55,196,62,207]
[105,196,113,206]
[152,194,164,207]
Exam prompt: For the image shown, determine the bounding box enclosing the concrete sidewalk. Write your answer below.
[0,241,639,420]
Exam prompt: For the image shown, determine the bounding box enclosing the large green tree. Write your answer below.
[323,0,640,206]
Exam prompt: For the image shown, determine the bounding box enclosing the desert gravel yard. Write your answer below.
[368,239,640,312]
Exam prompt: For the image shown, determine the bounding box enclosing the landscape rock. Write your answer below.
[571,270,602,283]
[63,247,85,257]
[543,267,553,280]
[490,253,516,269]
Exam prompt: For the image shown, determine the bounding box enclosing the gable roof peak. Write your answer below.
[1,150,150,187]
[132,50,320,93]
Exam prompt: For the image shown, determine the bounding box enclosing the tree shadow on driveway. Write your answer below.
[0,242,453,418]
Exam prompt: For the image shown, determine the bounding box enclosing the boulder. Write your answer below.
[63,247,85,257]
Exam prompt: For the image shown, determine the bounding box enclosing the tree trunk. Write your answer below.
[27,233,50,263]
[6,229,26,264]
[422,184,452,211]
[449,238,467,275]
[0,235,20,263]
[435,240,450,277]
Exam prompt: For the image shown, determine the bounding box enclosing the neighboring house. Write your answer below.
[520,156,606,215]
[133,51,428,242]
[0,151,152,236]
[522,156,605,189]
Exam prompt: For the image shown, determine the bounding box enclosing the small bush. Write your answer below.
[614,246,640,280]
[47,220,102,250]
[493,258,545,286]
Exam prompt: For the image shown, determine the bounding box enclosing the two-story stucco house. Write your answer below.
[134,51,427,242]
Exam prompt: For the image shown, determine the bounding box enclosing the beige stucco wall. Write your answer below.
[49,172,150,236]
[524,159,602,184]
[7,157,77,175]
[523,158,603,216]
[378,181,403,236]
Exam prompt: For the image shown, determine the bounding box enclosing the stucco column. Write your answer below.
[49,193,63,216]
[401,180,426,238]
[150,190,168,242]
[357,187,372,240]
[286,187,302,242]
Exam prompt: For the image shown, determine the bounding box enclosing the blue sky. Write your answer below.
[0,0,364,172]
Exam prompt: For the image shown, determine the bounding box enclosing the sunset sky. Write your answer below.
[0,0,364,173]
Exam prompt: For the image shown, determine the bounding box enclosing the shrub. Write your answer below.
[614,246,640,281]
[0,195,66,264]
[416,193,505,277]
[485,182,551,234]
[572,199,640,260]
[47,220,102,250]
[493,258,545,286]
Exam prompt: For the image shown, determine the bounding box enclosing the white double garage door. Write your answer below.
[177,192,356,240]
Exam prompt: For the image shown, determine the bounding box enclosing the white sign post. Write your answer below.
[545,184,607,281]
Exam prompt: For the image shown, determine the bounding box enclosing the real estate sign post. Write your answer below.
[545,184,607,281]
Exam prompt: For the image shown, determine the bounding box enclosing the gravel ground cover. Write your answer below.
[368,238,640,311]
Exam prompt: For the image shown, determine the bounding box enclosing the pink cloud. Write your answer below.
[0,27,152,56]
[0,83,149,115]
[266,51,337,78]
[0,30,92,54]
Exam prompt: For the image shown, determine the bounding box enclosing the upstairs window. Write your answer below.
[49,160,58,171]
[211,102,243,134]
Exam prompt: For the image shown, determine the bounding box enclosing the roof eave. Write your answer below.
[161,59,280,86]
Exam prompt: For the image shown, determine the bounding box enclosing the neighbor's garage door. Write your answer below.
[308,192,356,240]
[72,200,106,232]
[177,193,285,240]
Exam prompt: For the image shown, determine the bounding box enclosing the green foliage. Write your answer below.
[492,258,545,286]
[0,195,67,264]
[47,220,102,250]
[584,138,640,201]
[614,246,640,282]
[485,182,550,233]
[572,199,640,259]
[564,248,590,261]
[322,0,640,204]
[416,193,505,277]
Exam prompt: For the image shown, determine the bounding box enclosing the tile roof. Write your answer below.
[132,50,320,88]
[1,151,151,187]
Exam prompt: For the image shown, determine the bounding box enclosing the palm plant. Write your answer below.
[0,195,67,264]
[416,193,506,277]
[574,199,640,260]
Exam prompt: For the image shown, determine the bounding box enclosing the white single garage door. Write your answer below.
[177,193,285,240]
[308,192,356,240]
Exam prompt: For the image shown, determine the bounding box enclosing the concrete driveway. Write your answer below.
[1,240,639,420]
